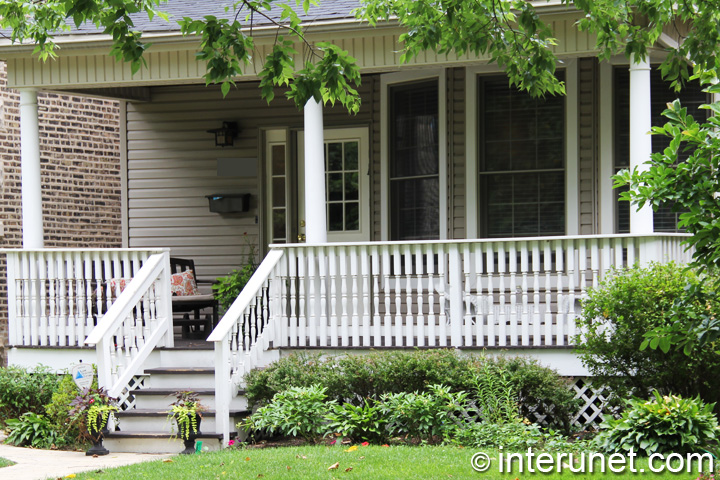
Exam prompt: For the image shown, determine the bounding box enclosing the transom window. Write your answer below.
[614,66,709,233]
[389,80,440,240]
[479,74,566,238]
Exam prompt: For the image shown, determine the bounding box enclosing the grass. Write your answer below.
[0,457,15,468]
[66,445,712,480]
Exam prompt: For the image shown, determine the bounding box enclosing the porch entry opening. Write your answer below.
[298,127,370,242]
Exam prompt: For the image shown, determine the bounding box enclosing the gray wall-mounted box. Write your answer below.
[206,193,251,213]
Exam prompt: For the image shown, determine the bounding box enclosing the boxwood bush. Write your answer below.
[244,349,579,432]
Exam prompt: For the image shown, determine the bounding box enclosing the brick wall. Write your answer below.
[0,61,123,365]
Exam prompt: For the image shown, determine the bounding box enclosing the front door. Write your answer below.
[298,127,370,242]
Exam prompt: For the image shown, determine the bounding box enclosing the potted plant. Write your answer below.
[167,390,206,454]
[69,387,118,456]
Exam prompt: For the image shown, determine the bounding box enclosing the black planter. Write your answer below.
[86,414,110,456]
[178,413,202,455]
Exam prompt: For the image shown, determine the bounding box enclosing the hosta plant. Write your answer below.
[325,399,388,443]
[242,385,335,442]
[595,390,720,455]
[5,412,61,449]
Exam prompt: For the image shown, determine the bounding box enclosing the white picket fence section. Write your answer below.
[4,248,174,398]
[209,233,692,443]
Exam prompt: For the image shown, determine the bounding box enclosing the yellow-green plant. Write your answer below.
[167,391,206,440]
[69,387,118,436]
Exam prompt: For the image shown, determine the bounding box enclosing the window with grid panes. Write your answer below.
[326,140,360,232]
[614,67,709,233]
[389,80,440,240]
[478,73,565,238]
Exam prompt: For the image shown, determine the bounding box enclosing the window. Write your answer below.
[326,140,360,232]
[389,80,440,240]
[614,67,709,233]
[478,74,565,238]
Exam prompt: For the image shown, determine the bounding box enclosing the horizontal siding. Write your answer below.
[127,79,377,280]
[578,57,597,235]
[450,67,466,240]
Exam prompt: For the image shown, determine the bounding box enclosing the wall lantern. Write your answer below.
[207,121,239,147]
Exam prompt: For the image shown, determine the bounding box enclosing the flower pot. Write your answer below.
[86,414,110,456]
[177,413,202,455]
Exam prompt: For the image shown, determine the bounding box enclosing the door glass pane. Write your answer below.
[272,178,285,207]
[271,145,285,176]
[272,210,286,239]
[327,173,343,201]
[328,203,343,231]
[327,142,343,171]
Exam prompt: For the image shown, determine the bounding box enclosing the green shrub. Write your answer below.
[594,391,720,455]
[242,385,335,442]
[325,399,388,443]
[575,263,720,405]
[0,365,59,424]
[382,384,469,443]
[244,350,579,431]
[44,374,88,446]
[5,412,62,449]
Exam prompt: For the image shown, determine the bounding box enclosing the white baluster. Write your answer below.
[289,248,298,348]
[339,246,350,347]
[437,245,448,347]
[474,244,485,347]
[403,244,413,347]
[382,246,392,347]
[427,246,436,347]
[520,242,529,346]
[83,253,94,342]
[532,241,541,347]
[361,249,371,347]
[485,243,496,348]
[7,254,19,346]
[393,245,403,347]
[307,247,317,347]
[328,248,339,347]
[567,239,577,342]
[414,245,425,348]
[555,240,566,346]
[56,254,67,347]
[318,247,328,348]
[297,248,306,347]
[508,242,518,347]
[497,242,507,347]
[350,246,361,347]
[590,238,600,289]
[543,242,553,346]
[37,252,48,346]
[463,243,473,347]
[371,247,381,347]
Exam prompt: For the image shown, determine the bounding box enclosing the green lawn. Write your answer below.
[67,445,710,480]
[0,457,15,468]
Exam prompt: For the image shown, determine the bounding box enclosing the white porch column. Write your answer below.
[628,54,654,234]
[20,88,44,248]
[303,98,327,243]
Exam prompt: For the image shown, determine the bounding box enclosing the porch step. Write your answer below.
[116,408,250,432]
[104,431,226,454]
[143,367,216,388]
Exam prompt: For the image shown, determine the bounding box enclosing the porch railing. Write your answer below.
[209,233,692,443]
[4,248,174,397]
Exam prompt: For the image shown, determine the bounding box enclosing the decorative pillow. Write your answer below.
[108,278,130,296]
[171,269,199,296]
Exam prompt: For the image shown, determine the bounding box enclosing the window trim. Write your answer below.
[380,69,447,241]
[466,62,577,238]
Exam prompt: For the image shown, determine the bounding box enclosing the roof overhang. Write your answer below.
[0,7,594,94]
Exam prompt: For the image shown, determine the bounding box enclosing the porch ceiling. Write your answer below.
[0,11,594,92]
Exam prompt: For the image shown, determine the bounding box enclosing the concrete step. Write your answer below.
[116,409,250,432]
[131,388,247,410]
[104,431,226,454]
[143,367,215,389]
[157,348,215,368]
